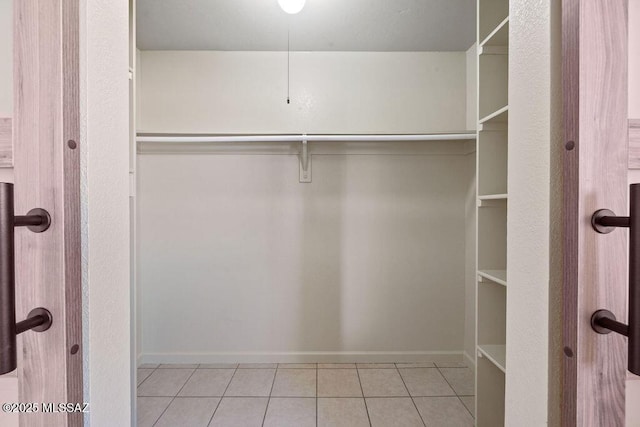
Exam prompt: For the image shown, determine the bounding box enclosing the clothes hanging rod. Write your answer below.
[136,133,477,144]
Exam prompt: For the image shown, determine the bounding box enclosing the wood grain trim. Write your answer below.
[0,118,12,167]
[14,1,83,425]
[629,119,640,169]
[562,0,579,423]
[563,0,628,426]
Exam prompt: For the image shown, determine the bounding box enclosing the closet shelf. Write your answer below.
[480,17,509,49]
[478,193,508,200]
[136,133,477,144]
[479,106,508,126]
[478,193,508,204]
[478,194,507,207]
[478,269,507,287]
[477,344,506,373]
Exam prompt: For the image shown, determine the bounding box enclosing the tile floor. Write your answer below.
[137,362,475,427]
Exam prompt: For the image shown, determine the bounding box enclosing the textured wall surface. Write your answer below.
[85,0,132,424]
[506,0,559,425]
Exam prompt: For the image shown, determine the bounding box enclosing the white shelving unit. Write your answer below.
[477,344,506,373]
[476,0,509,425]
[478,269,507,287]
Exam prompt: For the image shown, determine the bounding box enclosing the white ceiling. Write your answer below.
[137,0,476,52]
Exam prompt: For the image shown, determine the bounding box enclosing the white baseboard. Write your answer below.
[463,350,476,374]
[138,351,465,366]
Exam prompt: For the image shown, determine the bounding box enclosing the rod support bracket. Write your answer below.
[592,209,629,234]
[591,309,629,336]
[299,137,311,183]
[16,307,53,335]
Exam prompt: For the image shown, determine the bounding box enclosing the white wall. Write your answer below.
[466,44,478,132]
[506,0,560,425]
[138,153,469,362]
[139,51,468,134]
[137,50,473,362]
[84,0,131,424]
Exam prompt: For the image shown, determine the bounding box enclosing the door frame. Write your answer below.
[12,0,133,425]
[13,1,83,425]
[562,0,629,425]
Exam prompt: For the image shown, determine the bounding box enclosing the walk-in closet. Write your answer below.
[132,0,511,425]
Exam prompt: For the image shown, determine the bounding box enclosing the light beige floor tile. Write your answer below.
[413,397,474,427]
[271,369,316,397]
[396,362,436,368]
[178,369,235,396]
[356,363,396,369]
[138,363,159,369]
[439,368,474,396]
[317,369,362,397]
[365,397,424,427]
[209,397,268,427]
[278,363,316,369]
[225,369,275,396]
[136,397,172,427]
[318,363,356,369]
[199,363,238,369]
[137,368,195,397]
[263,398,316,427]
[435,361,468,368]
[398,368,455,397]
[460,396,475,417]
[358,369,409,397]
[159,363,199,369]
[154,397,220,427]
[317,398,370,427]
[137,369,155,386]
[238,363,278,369]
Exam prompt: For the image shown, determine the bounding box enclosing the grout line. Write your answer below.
[141,363,472,425]
[136,365,160,389]
[135,365,162,424]
[260,366,278,426]
[396,365,427,427]
[151,368,197,427]
[206,397,223,427]
[207,365,239,426]
[221,366,240,397]
[355,368,372,427]
[434,365,458,396]
[459,395,475,419]
[140,394,453,399]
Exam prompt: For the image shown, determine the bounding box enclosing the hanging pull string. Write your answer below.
[287,19,290,104]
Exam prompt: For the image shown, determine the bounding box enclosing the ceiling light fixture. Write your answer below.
[278,0,306,14]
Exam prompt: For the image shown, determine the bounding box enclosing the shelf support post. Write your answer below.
[299,136,311,183]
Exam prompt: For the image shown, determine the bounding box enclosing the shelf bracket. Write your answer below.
[299,137,311,183]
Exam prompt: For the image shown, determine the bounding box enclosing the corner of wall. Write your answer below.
[466,43,478,132]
